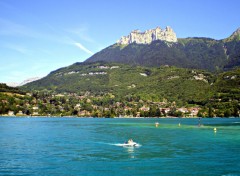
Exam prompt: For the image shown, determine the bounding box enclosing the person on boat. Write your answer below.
[128,139,133,144]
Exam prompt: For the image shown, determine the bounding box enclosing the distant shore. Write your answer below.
[0,115,238,118]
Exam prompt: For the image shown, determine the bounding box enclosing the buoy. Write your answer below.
[178,123,181,127]
[155,122,159,127]
[214,127,217,132]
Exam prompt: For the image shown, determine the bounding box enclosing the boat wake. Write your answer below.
[95,142,141,147]
[112,143,141,147]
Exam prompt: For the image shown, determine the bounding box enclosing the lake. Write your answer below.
[0,117,240,176]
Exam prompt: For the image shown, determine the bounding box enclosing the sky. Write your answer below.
[0,0,240,84]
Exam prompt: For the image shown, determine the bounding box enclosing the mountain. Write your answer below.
[86,27,240,72]
[224,27,240,42]
[21,27,240,107]
[21,62,213,105]
[6,82,19,87]
[6,77,41,87]
[21,61,240,108]
[221,28,240,70]
[21,61,240,117]
[18,77,42,86]
[13,26,240,117]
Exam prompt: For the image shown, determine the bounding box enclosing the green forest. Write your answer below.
[1,63,239,117]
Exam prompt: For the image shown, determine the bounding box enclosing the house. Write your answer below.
[8,111,14,116]
[189,108,200,116]
[97,66,109,69]
[136,112,141,117]
[124,106,132,111]
[74,104,81,109]
[139,106,150,112]
[177,108,188,114]
[16,111,24,116]
[110,66,119,69]
[160,108,170,114]
[78,110,91,117]
[32,106,39,110]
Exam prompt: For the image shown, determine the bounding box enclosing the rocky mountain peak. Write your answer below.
[232,27,240,36]
[117,26,177,45]
[225,27,240,41]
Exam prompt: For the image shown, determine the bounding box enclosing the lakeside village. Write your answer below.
[1,90,239,118]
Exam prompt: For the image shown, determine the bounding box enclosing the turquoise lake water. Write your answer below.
[0,117,240,176]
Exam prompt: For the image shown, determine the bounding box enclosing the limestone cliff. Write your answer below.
[117,26,177,44]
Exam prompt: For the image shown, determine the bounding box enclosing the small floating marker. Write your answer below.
[214,127,217,132]
[155,122,159,127]
[178,123,181,127]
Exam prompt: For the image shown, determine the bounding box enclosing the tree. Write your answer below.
[72,110,78,115]
[233,106,239,117]
[175,111,183,117]
[24,109,31,115]
[149,106,157,117]
[224,109,231,117]
[208,106,214,117]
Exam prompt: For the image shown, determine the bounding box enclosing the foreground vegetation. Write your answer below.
[0,87,239,118]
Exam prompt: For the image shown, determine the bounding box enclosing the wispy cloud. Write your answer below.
[0,18,65,42]
[0,18,40,38]
[66,26,95,43]
[74,42,93,55]
[0,17,97,52]
[4,44,30,54]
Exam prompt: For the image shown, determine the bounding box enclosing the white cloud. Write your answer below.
[74,42,93,55]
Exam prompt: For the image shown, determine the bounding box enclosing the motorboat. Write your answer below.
[122,139,140,147]
[114,140,141,147]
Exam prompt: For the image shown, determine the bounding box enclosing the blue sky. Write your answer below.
[0,0,240,84]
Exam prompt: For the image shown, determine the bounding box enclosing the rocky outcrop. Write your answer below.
[117,26,177,45]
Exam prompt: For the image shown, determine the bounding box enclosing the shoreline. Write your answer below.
[0,115,238,119]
